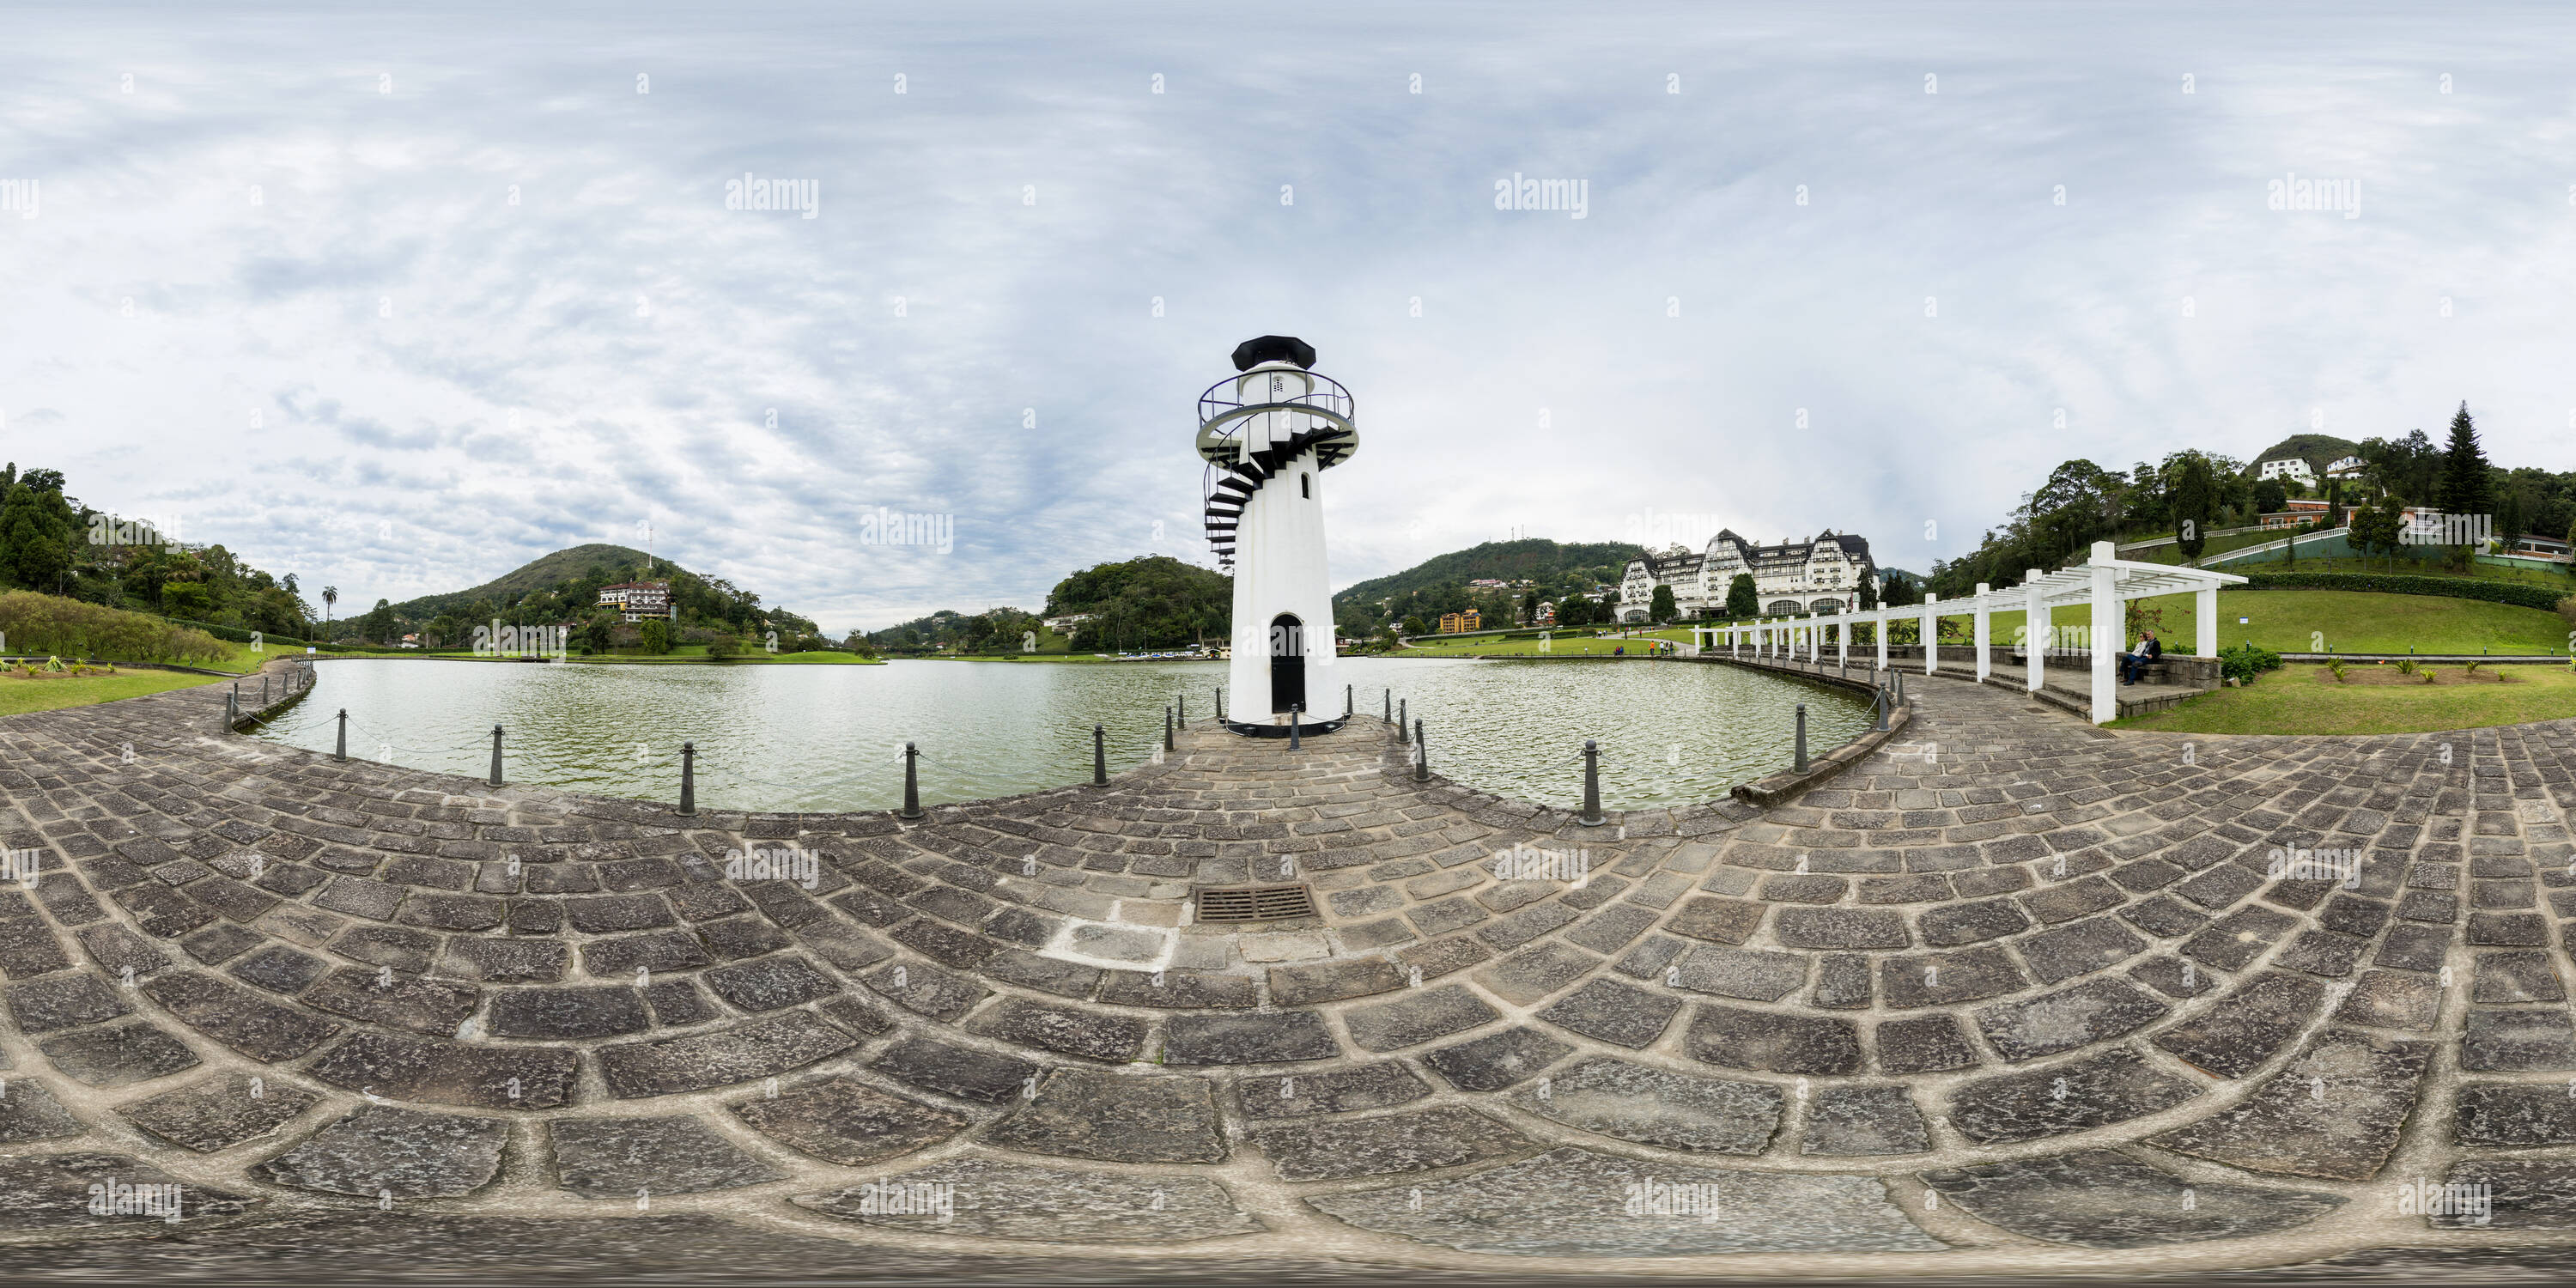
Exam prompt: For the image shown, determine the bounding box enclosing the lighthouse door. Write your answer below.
[1268,614,1305,714]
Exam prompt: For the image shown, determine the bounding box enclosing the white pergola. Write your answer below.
[1690,540,2248,724]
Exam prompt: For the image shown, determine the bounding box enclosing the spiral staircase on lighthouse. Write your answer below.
[1196,357,1358,571]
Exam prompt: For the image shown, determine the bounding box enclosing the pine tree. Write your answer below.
[2168,453,2215,560]
[2439,401,2494,519]
[1724,573,1759,619]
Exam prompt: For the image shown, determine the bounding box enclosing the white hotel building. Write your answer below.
[1616,530,1879,623]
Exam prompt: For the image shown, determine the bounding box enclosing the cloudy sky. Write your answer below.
[6,1,2573,634]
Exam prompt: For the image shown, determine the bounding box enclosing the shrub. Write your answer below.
[0,592,228,665]
[2219,641,2283,685]
[2395,658,2419,676]
[2242,571,2565,611]
[2326,658,2349,683]
[704,634,739,660]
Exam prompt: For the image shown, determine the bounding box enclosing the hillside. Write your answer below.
[2245,434,2360,475]
[1332,539,1645,614]
[387,544,657,618]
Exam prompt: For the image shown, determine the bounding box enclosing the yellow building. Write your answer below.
[1437,610,1480,634]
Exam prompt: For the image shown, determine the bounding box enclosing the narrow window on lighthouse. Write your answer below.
[1301,472,1310,498]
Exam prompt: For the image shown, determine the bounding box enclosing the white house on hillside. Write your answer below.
[2257,458,2317,483]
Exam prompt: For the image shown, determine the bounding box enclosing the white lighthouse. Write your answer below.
[1198,336,1358,736]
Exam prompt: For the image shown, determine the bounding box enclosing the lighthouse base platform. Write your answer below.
[1224,714,1349,738]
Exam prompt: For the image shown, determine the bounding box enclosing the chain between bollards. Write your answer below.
[1413,719,1428,781]
[677,742,696,816]
[1580,738,1605,826]
[900,741,924,820]
[489,725,504,787]
[1091,724,1108,787]
[1795,702,1809,773]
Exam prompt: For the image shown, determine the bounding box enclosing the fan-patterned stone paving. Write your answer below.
[1,656,2573,1275]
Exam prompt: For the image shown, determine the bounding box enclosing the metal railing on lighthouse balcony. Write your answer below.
[1197,368,1359,569]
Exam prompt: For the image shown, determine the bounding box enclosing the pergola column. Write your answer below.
[1838,615,1850,666]
[1922,592,1938,674]
[2024,568,2045,693]
[1875,609,1887,671]
[2089,540,2118,724]
[2196,585,2218,659]
[1973,583,1991,681]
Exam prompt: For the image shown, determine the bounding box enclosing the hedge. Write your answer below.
[0,592,229,665]
[162,617,404,653]
[2239,571,2570,612]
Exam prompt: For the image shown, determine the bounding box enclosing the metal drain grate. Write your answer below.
[1196,884,1316,923]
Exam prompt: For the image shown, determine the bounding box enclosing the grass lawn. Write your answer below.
[0,668,224,716]
[1691,588,2571,658]
[1401,631,1650,657]
[2112,662,2576,734]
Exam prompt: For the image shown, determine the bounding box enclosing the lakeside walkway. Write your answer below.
[1,659,2574,1279]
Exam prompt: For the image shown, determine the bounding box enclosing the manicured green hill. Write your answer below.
[2244,433,2360,476]
[386,544,657,619]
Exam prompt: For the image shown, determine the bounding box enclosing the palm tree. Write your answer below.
[321,586,338,633]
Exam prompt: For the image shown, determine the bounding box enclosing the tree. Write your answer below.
[1558,595,1591,628]
[2168,453,2216,561]
[0,479,76,593]
[2439,401,2494,520]
[1520,590,1540,625]
[321,585,338,629]
[705,633,739,659]
[578,612,614,655]
[1648,584,1677,624]
[639,618,672,654]
[2252,478,2287,517]
[161,580,212,617]
[1856,573,1877,612]
[1724,573,1759,619]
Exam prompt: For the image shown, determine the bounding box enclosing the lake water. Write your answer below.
[251,657,1873,814]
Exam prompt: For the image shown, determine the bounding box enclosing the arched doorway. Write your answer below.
[1268,613,1305,714]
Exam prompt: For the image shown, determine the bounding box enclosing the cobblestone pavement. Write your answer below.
[4,659,2576,1281]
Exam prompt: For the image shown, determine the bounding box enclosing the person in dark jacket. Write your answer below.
[2121,629,2162,685]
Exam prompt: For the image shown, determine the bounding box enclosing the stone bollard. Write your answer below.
[1874,684,1890,732]
[1289,705,1302,750]
[1345,683,1353,717]
[1164,706,1175,752]
[1580,739,1605,827]
[262,675,270,705]
[900,742,924,820]
[1795,703,1809,773]
[678,742,696,817]
[224,689,237,732]
[489,726,504,787]
[1399,699,1408,744]
[1413,720,1428,782]
[336,708,348,762]
[1091,725,1108,787]
[1216,688,1224,722]
[1384,689,1392,724]
[1177,694,1185,725]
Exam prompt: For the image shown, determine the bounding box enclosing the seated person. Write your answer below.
[2121,629,2162,684]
